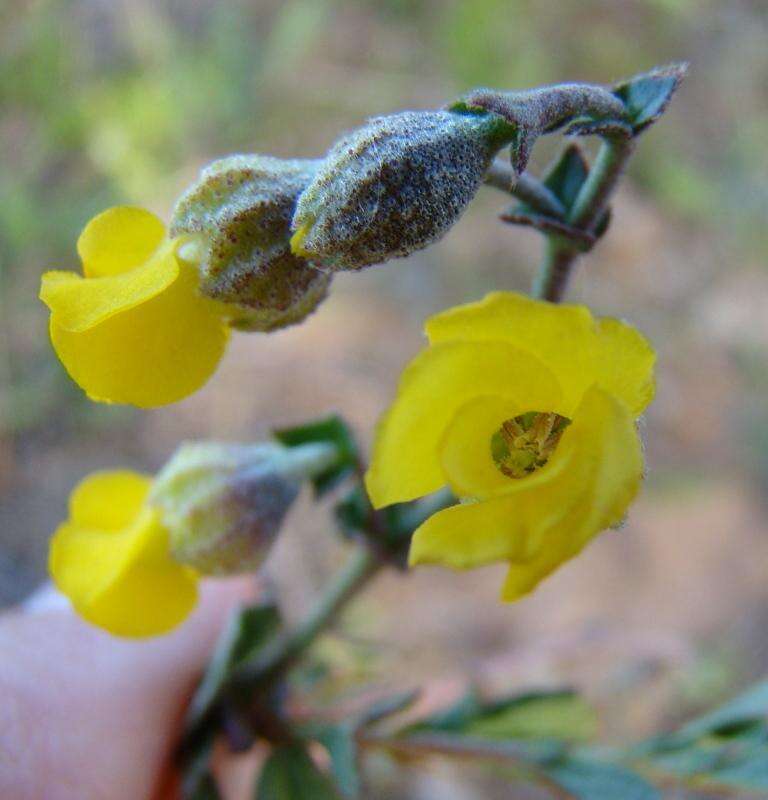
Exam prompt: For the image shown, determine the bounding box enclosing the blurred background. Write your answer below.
[1,0,767,796]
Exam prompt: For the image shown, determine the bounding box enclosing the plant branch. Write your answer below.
[231,543,382,689]
[532,134,634,302]
[484,160,566,218]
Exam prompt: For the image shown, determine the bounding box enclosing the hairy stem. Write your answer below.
[533,135,634,302]
[232,544,381,688]
[484,160,566,218]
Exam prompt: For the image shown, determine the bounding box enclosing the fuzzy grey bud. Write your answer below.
[149,441,336,575]
[290,109,515,271]
[171,155,331,332]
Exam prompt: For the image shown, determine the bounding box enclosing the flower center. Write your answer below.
[490,411,571,479]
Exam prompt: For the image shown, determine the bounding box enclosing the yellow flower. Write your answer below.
[49,470,198,637]
[365,292,655,601]
[40,206,230,407]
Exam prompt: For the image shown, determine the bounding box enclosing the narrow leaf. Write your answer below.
[256,744,341,800]
[408,688,596,743]
[546,759,660,800]
[677,680,768,742]
[317,726,361,799]
[543,145,589,210]
[612,62,688,133]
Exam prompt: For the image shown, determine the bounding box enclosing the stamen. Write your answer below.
[491,411,570,479]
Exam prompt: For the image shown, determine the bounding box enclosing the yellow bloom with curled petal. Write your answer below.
[365,292,655,601]
[49,470,198,637]
[40,206,230,407]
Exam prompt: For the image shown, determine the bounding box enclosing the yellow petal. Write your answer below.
[500,385,643,601]
[594,317,656,415]
[69,469,152,530]
[425,292,597,413]
[409,497,528,569]
[50,260,229,407]
[77,206,166,278]
[410,386,642,580]
[425,292,655,415]
[365,341,562,508]
[412,422,579,570]
[41,239,180,333]
[50,470,198,637]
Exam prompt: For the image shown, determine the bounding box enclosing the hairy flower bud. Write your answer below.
[171,155,331,332]
[149,440,337,575]
[290,109,515,271]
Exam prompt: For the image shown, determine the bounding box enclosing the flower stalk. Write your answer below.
[232,543,381,689]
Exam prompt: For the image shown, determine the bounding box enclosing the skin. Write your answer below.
[0,579,255,800]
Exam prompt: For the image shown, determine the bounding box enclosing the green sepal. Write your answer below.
[274,415,359,497]
[611,62,688,134]
[255,743,342,799]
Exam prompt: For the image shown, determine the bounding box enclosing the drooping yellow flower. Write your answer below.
[49,470,198,637]
[365,292,655,601]
[40,206,230,407]
[49,440,338,637]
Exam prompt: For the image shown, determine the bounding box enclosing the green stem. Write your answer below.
[532,135,635,303]
[232,544,381,688]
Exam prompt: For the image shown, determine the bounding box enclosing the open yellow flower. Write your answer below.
[49,470,198,637]
[365,292,655,601]
[40,206,230,407]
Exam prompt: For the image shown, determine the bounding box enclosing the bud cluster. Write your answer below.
[171,65,684,326]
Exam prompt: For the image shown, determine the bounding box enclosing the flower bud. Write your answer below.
[149,440,337,575]
[171,155,331,332]
[290,109,515,271]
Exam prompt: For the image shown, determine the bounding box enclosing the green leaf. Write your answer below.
[179,726,222,800]
[301,692,418,799]
[612,62,688,133]
[317,726,360,799]
[256,743,341,799]
[714,751,768,790]
[677,680,768,743]
[334,485,370,540]
[637,679,768,794]
[409,688,597,743]
[544,144,589,210]
[545,759,660,800]
[275,415,359,497]
[356,689,421,728]
[186,601,282,731]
